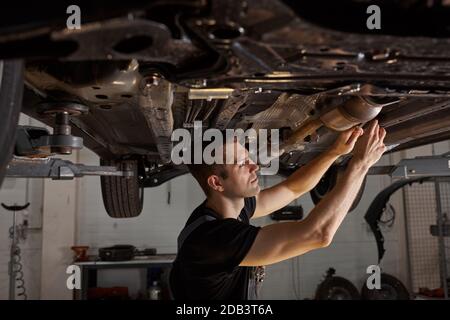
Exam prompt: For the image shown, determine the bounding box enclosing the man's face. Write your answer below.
[217,141,260,198]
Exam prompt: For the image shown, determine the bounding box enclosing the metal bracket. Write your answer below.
[368,154,450,178]
[5,156,133,180]
[188,88,234,101]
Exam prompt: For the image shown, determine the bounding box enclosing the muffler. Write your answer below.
[279,92,398,154]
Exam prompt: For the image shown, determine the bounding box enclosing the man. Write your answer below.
[170,119,386,300]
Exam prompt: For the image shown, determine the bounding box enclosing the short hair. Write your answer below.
[186,137,229,196]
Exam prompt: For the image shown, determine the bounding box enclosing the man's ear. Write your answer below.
[207,175,224,192]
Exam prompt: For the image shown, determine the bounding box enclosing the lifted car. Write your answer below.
[1,0,450,217]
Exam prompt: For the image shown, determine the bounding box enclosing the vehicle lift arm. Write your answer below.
[5,156,133,180]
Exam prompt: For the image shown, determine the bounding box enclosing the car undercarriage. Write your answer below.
[1,0,450,217]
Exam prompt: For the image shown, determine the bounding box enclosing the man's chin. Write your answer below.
[248,185,261,196]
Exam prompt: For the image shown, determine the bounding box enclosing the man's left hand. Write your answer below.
[328,126,364,157]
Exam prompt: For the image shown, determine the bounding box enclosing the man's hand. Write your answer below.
[352,119,386,168]
[328,126,364,157]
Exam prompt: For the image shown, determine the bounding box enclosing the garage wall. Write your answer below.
[0,178,43,300]
[0,115,45,300]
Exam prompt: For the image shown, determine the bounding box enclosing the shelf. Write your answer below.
[74,254,176,267]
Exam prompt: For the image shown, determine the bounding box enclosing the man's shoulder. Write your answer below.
[185,201,217,226]
[185,196,256,225]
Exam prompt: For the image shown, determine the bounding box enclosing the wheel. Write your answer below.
[310,165,366,212]
[361,273,410,300]
[315,269,361,300]
[100,159,144,218]
[0,60,24,187]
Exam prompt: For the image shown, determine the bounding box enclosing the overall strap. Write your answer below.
[177,215,216,250]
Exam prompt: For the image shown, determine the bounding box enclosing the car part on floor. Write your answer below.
[0,60,24,187]
[361,273,410,300]
[5,156,133,180]
[310,165,366,212]
[100,159,143,218]
[315,268,360,300]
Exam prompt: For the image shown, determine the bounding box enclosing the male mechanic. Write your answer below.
[170,119,386,300]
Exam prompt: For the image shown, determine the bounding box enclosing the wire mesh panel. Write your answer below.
[404,182,440,293]
[435,179,450,298]
[404,179,450,298]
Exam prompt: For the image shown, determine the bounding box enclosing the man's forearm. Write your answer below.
[284,148,340,196]
[241,159,371,266]
[252,148,342,219]
[305,158,369,242]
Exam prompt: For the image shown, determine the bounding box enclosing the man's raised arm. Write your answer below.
[241,120,386,266]
[252,127,363,219]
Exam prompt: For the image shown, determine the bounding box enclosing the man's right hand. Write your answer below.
[351,119,387,168]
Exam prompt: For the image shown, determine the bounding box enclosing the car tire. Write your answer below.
[310,165,366,212]
[0,60,24,187]
[100,159,143,218]
[315,270,361,300]
[361,273,410,300]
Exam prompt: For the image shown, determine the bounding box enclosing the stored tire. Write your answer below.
[100,159,143,218]
[361,273,410,300]
[310,165,366,212]
[0,60,24,187]
[315,271,361,300]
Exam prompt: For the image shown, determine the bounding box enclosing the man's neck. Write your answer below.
[205,194,245,220]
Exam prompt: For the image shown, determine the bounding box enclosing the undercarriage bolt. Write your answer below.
[54,112,71,135]
[52,112,72,155]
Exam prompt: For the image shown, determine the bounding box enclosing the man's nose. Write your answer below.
[248,159,259,172]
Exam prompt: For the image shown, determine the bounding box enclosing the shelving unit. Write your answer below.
[73,254,176,300]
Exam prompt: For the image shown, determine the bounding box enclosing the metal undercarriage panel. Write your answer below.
[1,0,448,179]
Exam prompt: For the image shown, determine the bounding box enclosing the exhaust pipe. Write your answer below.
[280,90,399,154]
